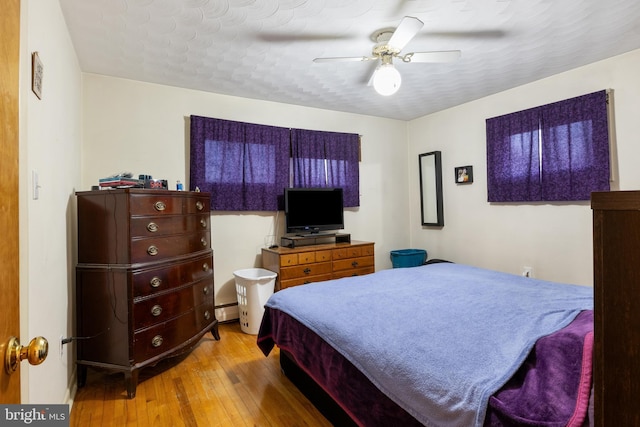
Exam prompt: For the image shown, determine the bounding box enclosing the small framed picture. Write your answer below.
[455,166,473,184]
[32,52,43,99]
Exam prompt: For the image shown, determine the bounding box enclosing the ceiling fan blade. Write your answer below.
[402,50,461,63]
[387,16,424,51]
[313,56,374,63]
[257,32,355,43]
[421,30,506,39]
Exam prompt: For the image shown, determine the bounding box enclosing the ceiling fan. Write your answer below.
[313,16,461,96]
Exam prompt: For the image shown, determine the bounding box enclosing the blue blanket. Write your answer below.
[264,263,593,427]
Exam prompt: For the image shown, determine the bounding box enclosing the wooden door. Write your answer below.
[0,0,22,404]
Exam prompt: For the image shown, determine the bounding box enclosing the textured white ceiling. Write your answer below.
[59,0,640,121]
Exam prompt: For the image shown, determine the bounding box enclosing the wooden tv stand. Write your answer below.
[262,240,375,291]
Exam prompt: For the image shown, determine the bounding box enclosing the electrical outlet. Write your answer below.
[522,266,534,278]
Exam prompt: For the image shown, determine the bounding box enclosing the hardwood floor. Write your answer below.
[70,322,332,426]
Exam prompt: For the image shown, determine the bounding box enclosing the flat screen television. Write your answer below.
[284,187,344,235]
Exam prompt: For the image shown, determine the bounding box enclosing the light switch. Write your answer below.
[32,170,39,200]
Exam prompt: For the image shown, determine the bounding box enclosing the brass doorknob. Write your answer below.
[4,336,48,374]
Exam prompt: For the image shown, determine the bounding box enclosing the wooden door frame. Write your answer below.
[0,0,22,404]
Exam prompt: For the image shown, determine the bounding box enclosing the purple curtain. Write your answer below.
[291,129,360,207]
[190,116,290,211]
[486,90,609,202]
[486,108,541,202]
[291,129,326,188]
[540,91,610,201]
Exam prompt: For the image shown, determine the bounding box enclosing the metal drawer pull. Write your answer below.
[151,335,163,348]
[203,286,209,295]
[303,268,311,275]
[201,237,207,247]
[147,222,158,232]
[154,201,166,211]
[202,263,210,272]
[151,305,162,317]
[150,277,162,288]
[147,245,159,256]
[204,310,211,320]
[352,261,359,268]
[200,219,207,228]
[196,201,204,211]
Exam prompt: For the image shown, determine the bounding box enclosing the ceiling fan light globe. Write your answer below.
[373,64,401,96]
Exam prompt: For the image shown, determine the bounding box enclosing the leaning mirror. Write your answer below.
[419,151,444,226]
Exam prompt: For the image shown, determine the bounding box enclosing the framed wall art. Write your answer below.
[455,165,473,184]
[32,52,43,99]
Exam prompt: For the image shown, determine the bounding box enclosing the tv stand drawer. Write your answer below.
[280,262,333,280]
[279,250,333,267]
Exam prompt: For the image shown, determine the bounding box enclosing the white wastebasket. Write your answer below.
[234,268,277,334]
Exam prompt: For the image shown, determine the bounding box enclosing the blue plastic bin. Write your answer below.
[390,249,427,268]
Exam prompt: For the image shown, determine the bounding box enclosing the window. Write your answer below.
[190,116,360,210]
[190,116,290,211]
[486,90,610,202]
[291,129,360,207]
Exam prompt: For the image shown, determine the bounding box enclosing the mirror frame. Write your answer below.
[419,151,444,226]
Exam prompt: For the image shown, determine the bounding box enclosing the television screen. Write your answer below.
[284,187,344,234]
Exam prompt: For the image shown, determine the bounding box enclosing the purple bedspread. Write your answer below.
[258,263,593,426]
[485,310,593,427]
[259,308,593,426]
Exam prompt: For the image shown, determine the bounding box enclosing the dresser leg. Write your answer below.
[210,320,220,341]
[124,369,139,399]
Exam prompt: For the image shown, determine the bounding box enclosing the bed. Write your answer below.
[257,262,594,427]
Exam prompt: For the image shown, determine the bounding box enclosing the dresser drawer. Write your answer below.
[279,261,333,280]
[280,254,299,266]
[334,246,363,259]
[133,278,213,330]
[131,231,210,263]
[281,274,333,289]
[333,266,375,279]
[184,196,210,214]
[334,244,374,259]
[129,194,186,215]
[130,214,209,238]
[333,256,375,272]
[132,302,215,362]
[360,245,375,257]
[314,250,332,262]
[279,249,333,266]
[132,253,213,298]
[129,193,209,216]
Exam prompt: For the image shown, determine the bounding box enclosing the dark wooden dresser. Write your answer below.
[262,241,374,290]
[75,189,219,398]
[592,191,640,426]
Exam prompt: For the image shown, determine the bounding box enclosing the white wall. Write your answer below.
[408,49,640,286]
[20,0,83,404]
[81,75,410,316]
